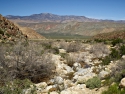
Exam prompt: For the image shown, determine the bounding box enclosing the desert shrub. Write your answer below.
[90,43,110,58]
[119,45,125,56]
[42,41,52,49]
[102,83,125,94]
[0,79,35,94]
[110,60,125,82]
[94,39,103,43]
[67,42,81,52]
[85,76,101,89]
[110,48,121,60]
[0,28,4,35]
[65,54,75,67]
[52,47,59,54]
[111,38,123,46]
[0,41,56,84]
[94,39,107,43]
[59,41,69,50]
[12,52,55,83]
[102,56,111,65]
[60,53,67,58]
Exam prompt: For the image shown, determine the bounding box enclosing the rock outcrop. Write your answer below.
[0,14,27,43]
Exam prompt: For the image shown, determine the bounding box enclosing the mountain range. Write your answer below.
[6,13,125,37]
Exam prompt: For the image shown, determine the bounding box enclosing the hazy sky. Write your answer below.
[0,0,125,20]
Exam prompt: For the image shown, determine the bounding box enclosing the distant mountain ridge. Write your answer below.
[5,13,125,37]
[6,13,125,23]
[6,13,100,23]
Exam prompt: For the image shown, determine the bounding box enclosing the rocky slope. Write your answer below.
[0,14,45,42]
[16,25,45,39]
[0,14,27,43]
[93,30,125,40]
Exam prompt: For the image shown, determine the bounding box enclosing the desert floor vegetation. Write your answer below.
[0,38,125,94]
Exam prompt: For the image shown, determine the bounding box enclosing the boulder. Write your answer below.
[75,73,96,84]
[60,84,86,94]
[73,68,96,83]
[73,62,81,71]
[54,76,64,85]
[63,64,74,74]
[64,79,75,89]
[99,70,109,79]
[50,91,59,94]
[122,55,125,59]
[35,82,47,89]
[119,78,125,87]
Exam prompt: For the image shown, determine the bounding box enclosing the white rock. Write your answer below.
[63,64,74,74]
[76,73,96,84]
[122,55,125,59]
[59,49,66,53]
[61,90,72,94]
[74,68,92,76]
[50,91,59,94]
[93,59,101,64]
[73,62,81,71]
[99,70,109,79]
[120,78,125,87]
[60,84,86,94]
[73,67,96,83]
[46,85,53,91]
[64,79,75,89]
[35,82,47,89]
[54,76,64,85]
[23,88,32,94]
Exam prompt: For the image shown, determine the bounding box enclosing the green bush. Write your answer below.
[109,59,125,84]
[0,28,4,35]
[52,47,59,54]
[102,83,125,94]
[110,48,121,59]
[111,38,123,46]
[102,56,111,65]
[119,45,125,56]
[85,76,101,89]
[65,54,75,67]
[0,79,35,94]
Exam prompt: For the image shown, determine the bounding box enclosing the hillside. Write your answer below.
[93,30,125,40]
[18,21,125,36]
[16,25,45,39]
[6,13,125,37]
[0,14,27,43]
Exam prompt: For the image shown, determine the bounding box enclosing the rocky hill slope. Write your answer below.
[0,14,45,42]
[16,25,45,39]
[93,30,125,40]
[0,14,27,43]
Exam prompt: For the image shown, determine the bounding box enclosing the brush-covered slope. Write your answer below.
[16,25,45,39]
[0,14,27,43]
[93,30,125,40]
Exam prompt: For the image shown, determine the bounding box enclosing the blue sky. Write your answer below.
[0,0,125,20]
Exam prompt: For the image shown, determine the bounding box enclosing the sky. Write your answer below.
[0,0,125,20]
